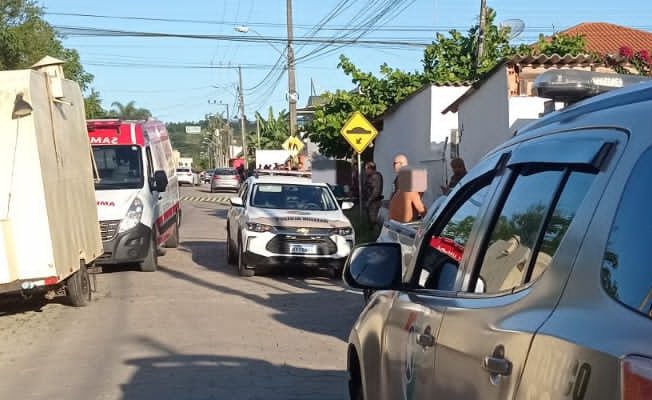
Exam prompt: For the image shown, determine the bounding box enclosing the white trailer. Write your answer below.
[0,57,103,306]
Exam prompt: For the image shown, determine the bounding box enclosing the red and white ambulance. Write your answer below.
[87,119,180,272]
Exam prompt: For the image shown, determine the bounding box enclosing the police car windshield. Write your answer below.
[93,145,144,190]
[251,184,338,211]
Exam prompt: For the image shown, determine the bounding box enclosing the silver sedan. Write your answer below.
[210,168,241,192]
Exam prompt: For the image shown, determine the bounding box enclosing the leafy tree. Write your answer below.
[0,0,93,89]
[0,0,106,118]
[531,32,588,57]
[108,101,152,120]
[423,9,527,82]
[307,9,589,158]
[308,58,425,158]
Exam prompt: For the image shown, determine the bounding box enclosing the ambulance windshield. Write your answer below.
[93,145,144,190]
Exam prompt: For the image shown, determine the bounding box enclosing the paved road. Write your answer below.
[0,185,362,400]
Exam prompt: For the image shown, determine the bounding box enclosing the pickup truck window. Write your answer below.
[414,181,492,291]
[601,147,652,319]
[476,167,595,294]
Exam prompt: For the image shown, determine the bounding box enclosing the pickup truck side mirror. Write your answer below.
[229,196,244,207]
[153,170,168,192]
[343,242,402,290]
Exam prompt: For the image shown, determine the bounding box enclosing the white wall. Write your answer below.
[458,69,510,170]
[508,96,548,131]
[374,85,468,202]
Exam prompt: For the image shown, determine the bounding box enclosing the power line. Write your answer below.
[54,25,431,46]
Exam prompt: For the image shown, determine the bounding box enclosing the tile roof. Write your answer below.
[560,22,652,55]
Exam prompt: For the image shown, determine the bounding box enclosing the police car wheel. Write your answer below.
[226,226,236,265]
[237,237,254,277]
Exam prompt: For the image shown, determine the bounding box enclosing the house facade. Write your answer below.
[373,83,469,205]
[443,54,619,170]
[444,22,652,171]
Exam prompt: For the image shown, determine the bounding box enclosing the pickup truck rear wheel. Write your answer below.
[140,235,158,272]
[66,261,91,307]
[237,237,254,277]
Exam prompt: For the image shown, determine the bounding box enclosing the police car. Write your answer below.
[226,173,355,277]
[343,70,652,399]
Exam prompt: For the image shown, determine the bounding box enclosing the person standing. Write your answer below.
[363,161,383,236]
[441,157,467,195]
[390,153,408,200]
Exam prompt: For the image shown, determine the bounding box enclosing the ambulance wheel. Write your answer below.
[66,262,91,307]
[164,219,180,248]
[237,236,254,277]
[140,235,158,272]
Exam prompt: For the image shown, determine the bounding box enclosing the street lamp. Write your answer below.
[234,26,285,56]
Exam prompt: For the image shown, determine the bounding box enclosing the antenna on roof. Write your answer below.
[500,18,525,40]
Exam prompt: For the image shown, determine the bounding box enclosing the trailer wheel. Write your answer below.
[66,262,91,307]
[140,235,158,272]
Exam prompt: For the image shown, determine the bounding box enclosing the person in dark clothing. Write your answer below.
[441,157,467,195]
[363,161,383,236]
[390,153,408,200]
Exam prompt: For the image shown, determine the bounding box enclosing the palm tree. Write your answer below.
[249,107,290,149]
[109,101,152,120]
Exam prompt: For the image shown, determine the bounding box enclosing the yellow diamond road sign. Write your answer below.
[340,111,378,154]
[282,136,304,156]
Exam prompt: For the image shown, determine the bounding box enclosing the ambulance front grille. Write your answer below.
[99,220,120,241]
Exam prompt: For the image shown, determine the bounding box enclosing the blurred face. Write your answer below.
[365,165,373,176]
[451,163,465,176]
[393,155,407,173]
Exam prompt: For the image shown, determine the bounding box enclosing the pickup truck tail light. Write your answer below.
[622,356,652,400]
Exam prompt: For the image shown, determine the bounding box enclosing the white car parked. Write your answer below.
[226,175,355,277]
[176,167,199,186]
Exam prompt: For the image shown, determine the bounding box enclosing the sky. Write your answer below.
[41,0,651,123]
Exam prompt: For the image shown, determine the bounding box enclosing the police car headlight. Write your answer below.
[246,222,275,233]
[331,227,353,236]
[118,198,144,233]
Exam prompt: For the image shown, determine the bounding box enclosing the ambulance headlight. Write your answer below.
[118,198,144,233]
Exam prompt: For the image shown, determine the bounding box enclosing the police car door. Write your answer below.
[381,152,505,400]
[431,133,614,399]
[229,181,249,240]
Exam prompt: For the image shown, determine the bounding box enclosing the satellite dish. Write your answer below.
[500,18,525,40]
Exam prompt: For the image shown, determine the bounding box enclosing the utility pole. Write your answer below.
[209,99,231,165]
[256,116,261,149]
[223,102,230,162]
[238,65,247,164]
[286,0,298,137]
[474,0,488,77]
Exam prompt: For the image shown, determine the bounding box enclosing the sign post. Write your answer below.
[340,111,379,219]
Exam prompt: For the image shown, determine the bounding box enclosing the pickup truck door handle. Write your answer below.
[416,326,434,348]
[483,345,512,377]
[483,356,512,376]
